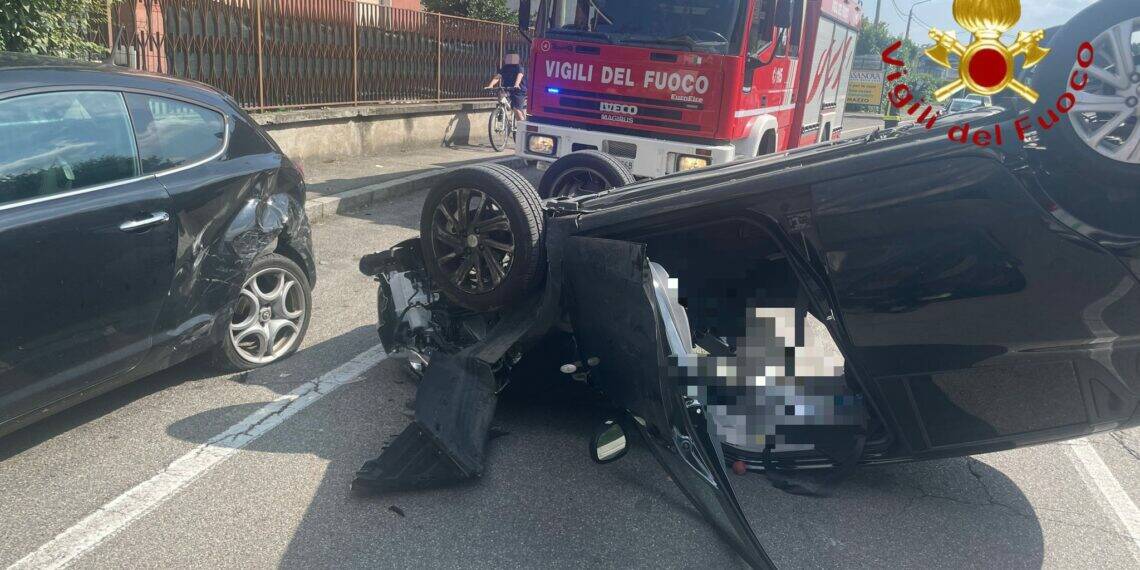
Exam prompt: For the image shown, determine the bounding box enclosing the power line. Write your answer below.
[891,0,935,42]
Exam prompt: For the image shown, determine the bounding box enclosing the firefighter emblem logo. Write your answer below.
[925,0,1050,103]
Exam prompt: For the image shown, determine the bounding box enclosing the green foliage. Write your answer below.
[902,72,939,104]
[423,0,517,24]
[857,17,924,63]
[855,17,892,56]
[0,0,106,59]
[852,17,943,115]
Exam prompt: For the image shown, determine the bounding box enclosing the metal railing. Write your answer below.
[98,0,531,111]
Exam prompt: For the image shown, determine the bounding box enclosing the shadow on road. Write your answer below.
[161,344,1045,569]
[0,356,223,462]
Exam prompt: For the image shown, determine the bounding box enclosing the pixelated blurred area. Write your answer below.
[671,307,861,454]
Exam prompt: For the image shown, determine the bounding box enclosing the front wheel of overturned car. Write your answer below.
[421,163,545,312]
[537,150,636,199]
[214,253,313,371]
[1033,0,1140,184]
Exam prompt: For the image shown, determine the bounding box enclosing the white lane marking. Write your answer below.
[1067,438,1140,562]
[9,345,388,570]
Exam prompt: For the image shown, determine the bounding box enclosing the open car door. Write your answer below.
[562,236,775,569]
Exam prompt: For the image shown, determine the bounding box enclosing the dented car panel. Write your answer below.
[0,60,315,436]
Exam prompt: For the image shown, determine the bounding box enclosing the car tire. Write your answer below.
[213,253,313,371]
[420,163,545,312]
[1032,0,1140,184]
[537,150,636,199]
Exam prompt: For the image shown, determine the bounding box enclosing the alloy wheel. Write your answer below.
[431,187,516,295]
[229,267,307,365]
[1069,17,1140,164]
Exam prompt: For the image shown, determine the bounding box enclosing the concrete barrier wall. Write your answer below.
[251,101,497,166]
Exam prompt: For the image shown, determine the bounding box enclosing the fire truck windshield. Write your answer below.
[540,0,748,55]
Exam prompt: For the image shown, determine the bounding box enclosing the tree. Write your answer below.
[855,17,893,56]
[857,17,923,63]
[423,0,517,24]
[0,0,106,59]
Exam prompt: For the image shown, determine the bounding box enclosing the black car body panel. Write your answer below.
[561,235,774,568]
[569,108,1140,457]
[360,102,1140,566]
[0,57,315,436]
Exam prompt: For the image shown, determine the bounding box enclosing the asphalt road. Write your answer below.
[4,138,1140,569]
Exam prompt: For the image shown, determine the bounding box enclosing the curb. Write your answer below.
[304,156,528,224]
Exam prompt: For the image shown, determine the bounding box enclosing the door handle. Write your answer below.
[119,211,170,232]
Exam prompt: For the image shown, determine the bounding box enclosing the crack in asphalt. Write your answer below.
[894,457,1136,542]
[1109,432,1140,463]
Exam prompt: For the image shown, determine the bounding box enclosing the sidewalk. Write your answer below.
[300,145,521,223]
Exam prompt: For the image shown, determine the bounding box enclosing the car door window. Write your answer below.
[0,91,139,206]
[125,93,226,174]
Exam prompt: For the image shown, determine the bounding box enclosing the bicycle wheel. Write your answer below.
[488,105,510,151]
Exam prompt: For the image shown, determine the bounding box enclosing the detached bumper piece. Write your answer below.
[352,354,498,494]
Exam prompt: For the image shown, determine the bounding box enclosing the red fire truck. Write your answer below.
[516,0,863,179]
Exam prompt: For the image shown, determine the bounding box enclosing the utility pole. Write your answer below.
[904,0,934,43]
[873,0,883,25]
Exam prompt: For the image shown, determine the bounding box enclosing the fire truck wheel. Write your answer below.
[538,150,636,199]
[1032,0,1140,185]
[420,163,545,312]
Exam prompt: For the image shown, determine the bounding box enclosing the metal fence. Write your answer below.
[96,0,531,111]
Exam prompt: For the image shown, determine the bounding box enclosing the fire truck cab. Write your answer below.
[517,0,862,179]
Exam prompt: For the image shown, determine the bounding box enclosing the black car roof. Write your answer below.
[574,107,1020,214]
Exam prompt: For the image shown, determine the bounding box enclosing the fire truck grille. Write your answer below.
[604,141,638,160]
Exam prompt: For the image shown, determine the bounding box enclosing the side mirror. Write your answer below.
[518,0,532,34]
[589,420,629,464]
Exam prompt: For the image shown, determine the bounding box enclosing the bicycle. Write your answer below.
[487,87,520,152]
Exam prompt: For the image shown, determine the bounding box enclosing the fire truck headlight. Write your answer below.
[675,154,711,172]
[527,135,557,156]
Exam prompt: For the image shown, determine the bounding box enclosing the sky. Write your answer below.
[869,0,1096,43]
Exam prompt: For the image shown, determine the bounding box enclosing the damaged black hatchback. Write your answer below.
[0,54,316,437]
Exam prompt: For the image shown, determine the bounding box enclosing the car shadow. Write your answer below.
[0,355,225,462]
[0,325,379,463]
[162,356,1045,569]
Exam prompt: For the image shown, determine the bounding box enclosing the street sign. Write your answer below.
[847,69,885,107]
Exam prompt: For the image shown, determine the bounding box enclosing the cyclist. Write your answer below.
[485,53,526,122]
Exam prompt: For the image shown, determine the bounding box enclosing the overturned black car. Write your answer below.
[356,3,1140,566]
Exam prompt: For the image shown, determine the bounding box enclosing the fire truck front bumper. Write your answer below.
[516,121,737,179]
